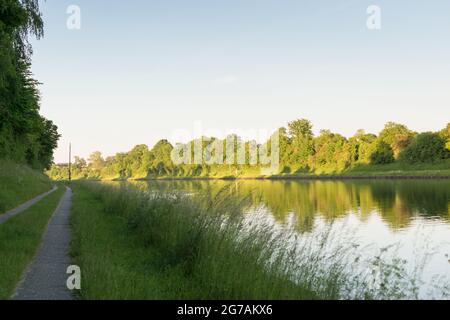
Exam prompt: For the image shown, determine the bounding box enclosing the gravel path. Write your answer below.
[0,186,58,225]
[14,187,74,300]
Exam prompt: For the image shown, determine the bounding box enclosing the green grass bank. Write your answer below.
[0,187,65,299]
[0,160,54,213]
[70,182,318,299]
[303,161,450,177]
[129,161,450,182]
[70,182,425,300]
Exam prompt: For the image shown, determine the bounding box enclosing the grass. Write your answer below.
[71,182,430,300]
[71,182,319,299]
[0,159,53,214]
[337,161,450,177]
[269,161,450,178]
[70,184,196,299]
[0,186,65,299]
[134,161,450,180]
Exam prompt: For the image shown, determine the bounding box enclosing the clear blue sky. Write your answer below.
[31,0,450,163]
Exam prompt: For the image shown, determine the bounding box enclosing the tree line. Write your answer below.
[48,120,450,180]
[0,0,60,169]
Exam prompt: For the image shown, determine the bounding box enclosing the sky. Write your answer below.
[30,0,450,163]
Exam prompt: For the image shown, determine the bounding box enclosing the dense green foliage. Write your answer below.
[0,159,52,213]
[0,187,65,299]
[370,141,395,165]
[48,120,450,180]
[0,0,59,169]
[400,132,449,164]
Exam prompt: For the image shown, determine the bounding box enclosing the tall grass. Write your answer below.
[74,182,443,299]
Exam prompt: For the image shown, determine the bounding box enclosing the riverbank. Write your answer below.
[59,171,450,182]
[137,174,450,181]
[143,162,450,180]
[70,182,318,299]
[70,181,427,299]
[52,162,450,182]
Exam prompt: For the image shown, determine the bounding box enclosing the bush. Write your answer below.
[399,132,449,164]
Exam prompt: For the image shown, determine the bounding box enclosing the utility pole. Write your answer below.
[68,143,72,182]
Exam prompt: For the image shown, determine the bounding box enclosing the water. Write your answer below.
[128,179,450,298]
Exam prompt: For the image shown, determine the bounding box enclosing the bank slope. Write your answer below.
[0,160,53,214]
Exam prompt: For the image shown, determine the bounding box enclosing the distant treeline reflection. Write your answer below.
[129,180,450,232]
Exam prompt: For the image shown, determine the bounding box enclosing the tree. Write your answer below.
[440,123,450,151]
[370,141,394,165]
[88,151,105,173]
[150,140,174,176]
[73,156,87,169]
[288,119,313,140]
[378,122,415,159]
[348,129,377,165]
[36,117,60,169]
[312,130,350,172]
[0,0,59,169]
[71,156,87,178]
[125,144,150,178]
[278,127,293,173]
[287,119,315,169]
[399,132,449,164]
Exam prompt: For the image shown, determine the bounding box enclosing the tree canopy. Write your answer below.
[0,0,59,169]
[47,119,450,180]
[399,132,449,164]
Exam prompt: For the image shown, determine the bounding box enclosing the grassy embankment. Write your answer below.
[0,187,65,299]
[0,159,54,213]
[292,161,450,178]
[196,162,450,179]
[109,162,450,181]
[71,182,420,300]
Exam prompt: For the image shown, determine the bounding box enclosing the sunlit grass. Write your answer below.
[341,161,450,177]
